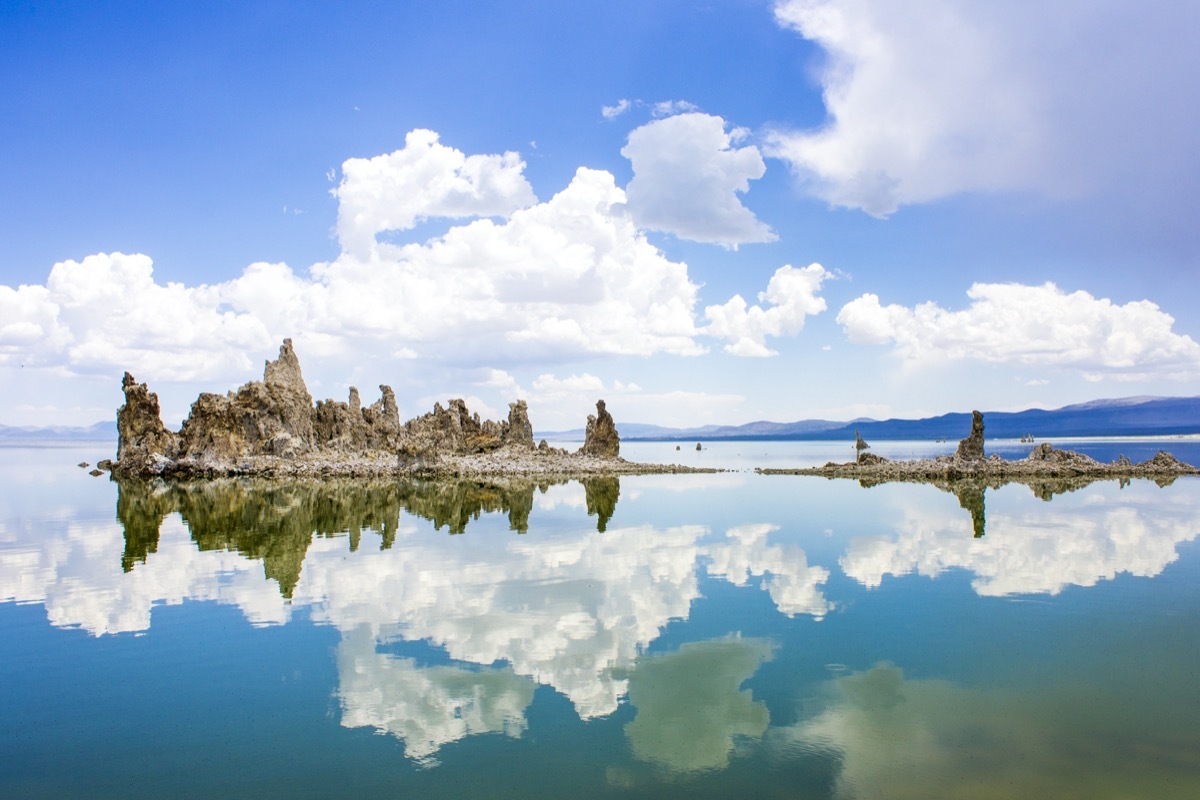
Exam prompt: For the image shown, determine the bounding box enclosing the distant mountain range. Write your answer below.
[7,395,1198,443]
[540,396,1200,442]
[0,421,117,441]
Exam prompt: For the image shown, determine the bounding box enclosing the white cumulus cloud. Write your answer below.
[768,0,1200,215]
[705,263,829,356]
[333,128,537,258]
[622,112,776,247]
[836,282,1200,379]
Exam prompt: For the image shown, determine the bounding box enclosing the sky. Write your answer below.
[2,0,1199,432]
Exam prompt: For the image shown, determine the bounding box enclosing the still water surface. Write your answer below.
[2,442,1199,798]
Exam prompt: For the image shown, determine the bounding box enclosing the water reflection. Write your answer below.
[337,624,536,765]
[859,473,1190,539]
[5,469,1197,772]
[622,636,775,774]
[84,475,824,760]
[115,477,619,593]
[842,478,1200,595]
[776,660,1200,799]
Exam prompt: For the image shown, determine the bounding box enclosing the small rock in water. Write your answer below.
[88,469,104,477]
[77,462,89,468]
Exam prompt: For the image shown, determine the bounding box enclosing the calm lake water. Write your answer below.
[3,440,1200,798]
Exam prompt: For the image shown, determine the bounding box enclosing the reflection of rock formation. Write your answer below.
[116,478,408,596]
[623,637,775,773]
[841,480,1200,595]
[115,476,621,591]
[116,481,174,571]
[394,479,538,534]
[12,474,835,762]
[953,480,986,538]
[779,660,1200,799]
[581,476,619,532]
[860,472,1180,538]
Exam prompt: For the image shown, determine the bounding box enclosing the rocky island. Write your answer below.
[111,339,713,479]
[758,410,1199,481]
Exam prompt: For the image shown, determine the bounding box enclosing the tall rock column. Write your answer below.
[955,410,985,462]
[579,399,620,458]
[115,372,180,474]
[503,400,535,449]
[263,338,315,446]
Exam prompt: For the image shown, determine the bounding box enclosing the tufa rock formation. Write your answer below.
[855,429,870,464]
[579,399,620,459]
[955,410,985,462]
[116,371,181,474]
[112,339,630,478]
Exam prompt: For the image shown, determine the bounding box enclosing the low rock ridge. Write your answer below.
[113,339,715,478]
[758,412,1199,481]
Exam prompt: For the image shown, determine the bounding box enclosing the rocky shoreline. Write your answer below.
[757,412,1199,481]
[109,339,717,479]
[107,341,1195,482]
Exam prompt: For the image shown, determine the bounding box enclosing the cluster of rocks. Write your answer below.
[112,339,713,479]
[759,410,1199,481]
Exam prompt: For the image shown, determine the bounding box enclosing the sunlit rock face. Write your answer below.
[175,338,316,461]
[111,339,574,476]
[578,399,619,458]
[116,372,180,473]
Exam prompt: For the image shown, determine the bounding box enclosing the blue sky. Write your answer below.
[3,0,1199,431]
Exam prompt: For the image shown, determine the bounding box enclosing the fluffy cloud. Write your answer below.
[704,263,829,356]
[622,112,776,247]
[836,282,1200,378]
[840,481,1200,596]
[768,0,1200,215]
[0,252,272,380]
[1,128,832,425]
[333,128,536,257]
[0,169,711,385]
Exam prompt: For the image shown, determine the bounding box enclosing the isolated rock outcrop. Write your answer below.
[579,399,620,458]
[116,372,180,474]
[955,410,985,462]
[112,338,620,478]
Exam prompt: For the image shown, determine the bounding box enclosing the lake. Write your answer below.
[2,440,1200,798]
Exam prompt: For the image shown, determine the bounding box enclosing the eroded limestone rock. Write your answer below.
[116,372,180,474]
[955,410,985,462]
[504,400,535,449]
[113,339,629,477]
[579,399,620,458]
